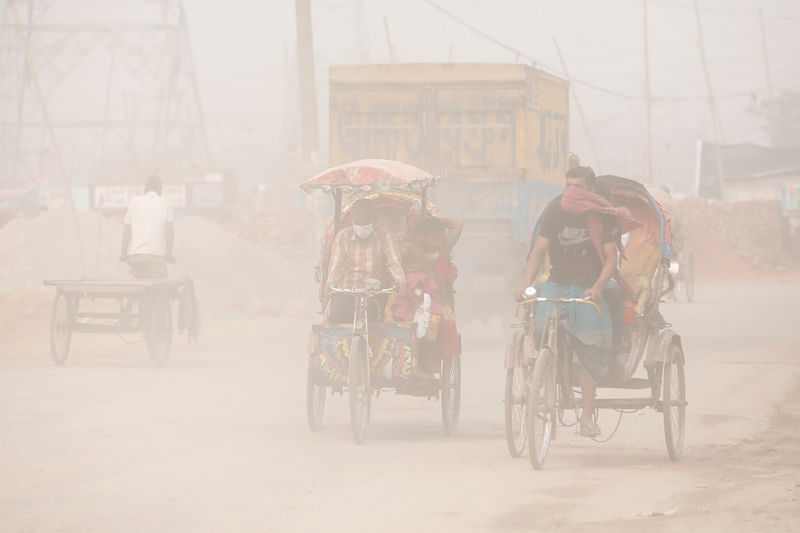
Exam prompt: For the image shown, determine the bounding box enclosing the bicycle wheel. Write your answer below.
[50,290,73,366]
[306,354,326,432]
[505,366,528,457]
[528,347,556,470]
[348,335,370,444]
[663,342,686,461]
[441,354,461,436]
[145,293,172,367]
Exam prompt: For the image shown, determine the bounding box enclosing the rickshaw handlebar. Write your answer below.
[328,284,397,295]
[515,296,601,315]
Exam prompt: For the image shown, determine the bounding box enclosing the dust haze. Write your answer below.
[1,0,799,531]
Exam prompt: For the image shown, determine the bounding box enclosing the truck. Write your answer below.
[328,63,570,321]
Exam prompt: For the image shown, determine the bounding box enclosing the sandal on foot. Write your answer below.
[580,420,602,437]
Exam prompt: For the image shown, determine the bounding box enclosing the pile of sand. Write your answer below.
[676,198,795,269]
[0,208,315,312]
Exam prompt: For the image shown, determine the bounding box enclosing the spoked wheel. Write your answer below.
[441,354,461,436]
[663,342,686,461]
[684,252,695,303]
[306,354,326,432]
[50,290,73,366]
[348,335,370,444]
[505,366,528,457]
[528,347,556,470]
[145,293,172,367]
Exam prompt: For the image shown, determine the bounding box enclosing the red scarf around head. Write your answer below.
[561,186,639,298]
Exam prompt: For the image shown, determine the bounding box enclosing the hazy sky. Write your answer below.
[181,0,800,189]
[4,0,800,190]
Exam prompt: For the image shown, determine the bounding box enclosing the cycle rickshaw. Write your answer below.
[301,159,461,443]
[504,175,687,469]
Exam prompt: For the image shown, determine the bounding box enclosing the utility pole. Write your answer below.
[643,0,653,185]
[693,0,726,197]
[553,38,602,174]
[353,0,370,62]
[759,8,776,146]
[383,17,397,63]
[295,0,319,164]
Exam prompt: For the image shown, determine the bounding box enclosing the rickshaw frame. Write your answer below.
[301,160,460,443]
[504,175,688,468]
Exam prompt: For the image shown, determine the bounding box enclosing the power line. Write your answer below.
[421,0,639,99]
[645,0,800,21]
[421,0,778,104]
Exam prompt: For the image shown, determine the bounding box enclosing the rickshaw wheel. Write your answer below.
[306,355,326,432]
[663,342,686,461]
[145,293,172,367]
[50,290,73,366]
[441,354,461,436]
[528,347,556,471]
[348,335,370,444]
[504,331,527,457]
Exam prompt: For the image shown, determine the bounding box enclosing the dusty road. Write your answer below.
[1,279,799,532]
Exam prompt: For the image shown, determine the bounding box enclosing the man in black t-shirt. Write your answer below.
[520,166,620,437]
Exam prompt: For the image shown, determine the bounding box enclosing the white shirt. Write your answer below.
[124,191,174,256]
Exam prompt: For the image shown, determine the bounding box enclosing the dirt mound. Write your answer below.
[676,198,796,271]
[0,209,126,290]
[0,209,314,312]
[0,289,52,336]
[226,209,313,262]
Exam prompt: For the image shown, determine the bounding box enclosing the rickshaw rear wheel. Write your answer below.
[663,342,686,461]
[504,330,527,457]
[441,354,461,436]
[306,355,326,432]
[528,347,556,470]
[50,290,73,366]
[348,335,370,444]
[145,293,172,367]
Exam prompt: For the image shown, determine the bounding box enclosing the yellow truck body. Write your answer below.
[329,63,569,185]
[328,63,570,318]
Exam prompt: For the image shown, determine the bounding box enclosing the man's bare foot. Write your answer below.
[579,419,601,437]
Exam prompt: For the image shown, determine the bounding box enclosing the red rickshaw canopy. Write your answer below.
[301,159,438,193]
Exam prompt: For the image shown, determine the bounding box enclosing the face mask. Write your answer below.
[353,223,374,239]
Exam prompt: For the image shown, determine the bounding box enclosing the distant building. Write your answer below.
[695,141,800,256]
[695,141,800,201]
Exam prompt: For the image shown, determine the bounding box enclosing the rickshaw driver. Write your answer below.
[326,199,407,323]
[519,166,622,438]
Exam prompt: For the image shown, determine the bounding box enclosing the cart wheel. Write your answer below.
[145,293,172,367]
[504,330,527,457]
[663,342,686,461]
[50,290,73,366]
[306,355,326,432]
[528,347,556,470]
[684,252,695,303]
[348,335,370,444]
[441,354,461,436]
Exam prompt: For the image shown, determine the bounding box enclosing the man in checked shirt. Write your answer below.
[326,199,407,323]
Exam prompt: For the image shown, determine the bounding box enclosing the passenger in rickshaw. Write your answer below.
[403,206,464,251]
[520,166,632,437]
[392,217,460,373]
[326,199,407,323]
